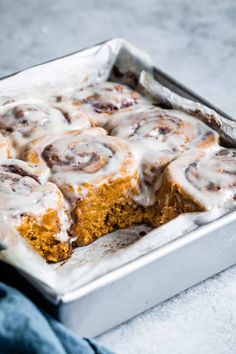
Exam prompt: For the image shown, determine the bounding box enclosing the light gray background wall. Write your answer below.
[1,1,236,353]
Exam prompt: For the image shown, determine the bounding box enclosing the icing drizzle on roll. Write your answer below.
[107,106,219,188]
[0,159,63,215]
[52,82,150,126]
[0,159,70,244]
[167,148,236,209]
[0,99,91,153]
[107,106,219,150]
[24,128,139,202]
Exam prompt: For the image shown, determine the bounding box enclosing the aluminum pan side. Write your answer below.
[59,210,236,337]
[61,210,236,303]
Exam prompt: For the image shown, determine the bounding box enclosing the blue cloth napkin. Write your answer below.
[0,282,114,354]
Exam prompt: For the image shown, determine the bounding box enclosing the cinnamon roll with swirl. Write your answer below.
[107,106,219,189]
[0,159,71,262]
[52,81,149,126]
[155,148,236,225]
[24,128,144,246]
[0,99,91,154]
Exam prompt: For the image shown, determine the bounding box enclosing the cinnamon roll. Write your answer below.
[52,81,149,126]
[155,148,236,225]
[107,106,219,188]
[0,159,71,262]
[0,99,91,154]
[23,128,145,246]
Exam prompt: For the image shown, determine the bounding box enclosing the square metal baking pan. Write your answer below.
[0,40,236,338]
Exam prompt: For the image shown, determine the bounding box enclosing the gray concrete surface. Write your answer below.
[1,1,236,353]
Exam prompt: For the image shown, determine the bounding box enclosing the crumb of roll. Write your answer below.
[17,210,71,263]
[70,176,158,246]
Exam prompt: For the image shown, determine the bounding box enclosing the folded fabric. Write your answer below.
[0,282,114,354]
